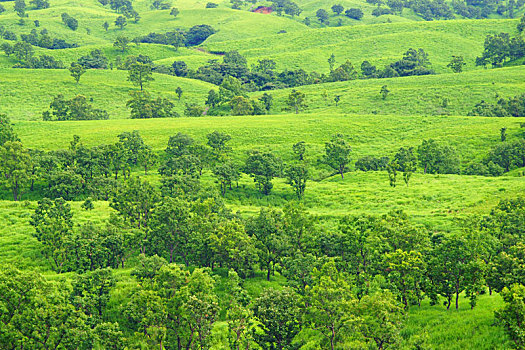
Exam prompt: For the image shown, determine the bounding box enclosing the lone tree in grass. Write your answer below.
[284,89,307,114]
[115,15,127,29]
[69,62,86,84]
[103,21,109,31]
[128,62,154,91]
[170,7,179,18]
[380,85,390,100]
[321,134,351,179]
[316,9,329,24]
[334,95,341,106]
[447,55,466,73]
[285,162,309,199]
[113,35,129,52]
[331,4,344,15]
[328,53,336,71]
[14,0,26,18]
[176,86,183,100]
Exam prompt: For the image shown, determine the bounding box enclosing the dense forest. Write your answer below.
[0,0,525,349]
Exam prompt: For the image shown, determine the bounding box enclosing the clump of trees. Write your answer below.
[469,94,525,117]
[42,95,109,121]
[127,91,179,119]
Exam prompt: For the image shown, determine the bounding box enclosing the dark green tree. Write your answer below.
[321,134,351,179]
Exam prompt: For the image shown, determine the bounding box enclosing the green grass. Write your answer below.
[400,293,512,349]
[0,67,215,120]
[256,65,525,116]
[206,18,520,73]
[1,0,524,348]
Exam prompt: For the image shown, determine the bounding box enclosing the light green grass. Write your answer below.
[255,65,525,116]
[0,67,215,120]
[206,18,520,73]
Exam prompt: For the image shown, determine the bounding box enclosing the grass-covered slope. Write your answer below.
[0,68,215,120]
[257,65,525,116]
[206,18,520,73]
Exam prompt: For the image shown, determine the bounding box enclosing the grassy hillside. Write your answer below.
[0,67,215,120]
[206,18,520,73]
[2,64,525,121]
[1,0,524,348]
[257,65,525,116]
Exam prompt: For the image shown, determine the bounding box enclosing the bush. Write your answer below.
[14,54,64,69]
[185,24,216,46]
[355,156,390,171]
[372,6,392,16]
[345,8,364,19]
[77,50,108,69]
[42,95,109,121]
[61,13,79,31]
[127,91,179,119]
[206,2,218,8]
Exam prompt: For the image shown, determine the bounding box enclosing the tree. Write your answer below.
[69,62,86,84]
[495,284,525,349]
[384,250,426,309]
[393,147,417,186]
[150,197,193,264]
[321,134,351,179]
[259,92,273,112]
[206,89,220,108]
[447,55,466,73]
[501,127,507,142]
[61,13,79,31]
[331,4,344,15]
[128,62,154,90]
[244,150,280,195]
[518,14,525,33]
[213,161,241,196]
[427,233,485,310]
[30,198,73,272]
[0,114,20,147]
[30,0,49,9]
[230,96,254,116]
[0,141,31,201]
[285,162,308,199]
[328,53,336,71]
[115,15,127,29]
[110,177,158,231]
[219,76,245,102]
[417,139,460,174]
[103,21,109,31]
[345,8,364,19]
[13,42,34,62]
[123,289,167,348]
[380,85,390,100]
[113,35,129,52]
[284,89,307,114]
[354,291,405,349]
[316,8,330,24]
[14,0,26,18]
[252,288,302,349]
[1,43,14,57]
[246,208,289,281]
[334,95,341,106]
[207,131,232,161]
[185,24,216,46]
[293,141,306,161]
[305,261,355,350]
[175,86,183,100]
[71,268,115,325]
